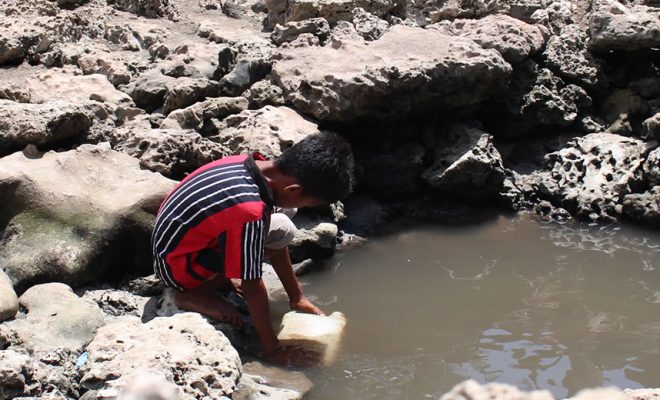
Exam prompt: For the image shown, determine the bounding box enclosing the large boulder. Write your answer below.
[422,123,506,200]
[539,133,653,221]
[271,25,511,122]
[0,269,18,321]
[0,283,104,353]
[79,313,242,399]
[209,106,321,159]
[0,143,175,292]
[589,1,660,52]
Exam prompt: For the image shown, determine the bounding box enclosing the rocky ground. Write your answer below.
[1,0,659,398]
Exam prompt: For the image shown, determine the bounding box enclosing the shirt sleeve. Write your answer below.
[239,218,265,280]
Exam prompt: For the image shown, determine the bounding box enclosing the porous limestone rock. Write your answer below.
[242,80,285,108]
[623,186,660,227]
[641,112,660,140]
[0,269,18,321]
[163,77,221,115]
[589,1,660,52]
[539,133,653,221]
[82,289,153,320]
[422,123,506,200]
[0,283,104,353]
[265,0,399,27]
[271,25,511,122]
[160,42,235,80]
[352,7,389,40]
[271,18,330,45]
[412,0,507,24]
[123,69,176,112]
[233,375,303,400]
[79,313,242,399]
[440,379,554,400]
[290,214,338,262]
[0,349,78,399]
[529,0,576,34]
[644,147,660,187]
[444,14,546,64]
[219,57,272,97]
[77,53,132,86]
[106,0,179,20]
[0,143,175,292]
[0,100,93,153]
[209,106,320,159]
[160,96,249,131]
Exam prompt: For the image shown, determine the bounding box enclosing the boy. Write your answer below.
[151,132,354,364]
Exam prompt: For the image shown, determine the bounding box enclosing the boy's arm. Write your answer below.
[242,278,279,353]
[267,246,324,315]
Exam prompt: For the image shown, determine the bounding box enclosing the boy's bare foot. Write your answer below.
[174,289,245,327]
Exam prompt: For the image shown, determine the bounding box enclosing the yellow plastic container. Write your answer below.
[277,311,347,366]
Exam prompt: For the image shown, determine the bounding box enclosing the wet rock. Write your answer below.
[290,214,337,262]
[541,24,605,89]
[0,143,175,292]
[0,269,18,321]
[440,379,553,400]
[160,96,249,131]
[352,8,389,41]
[539,133,653,222]
[0,283,104,353]
[114,128,231,177]
[265,0,399,27]
[271,18,330,45]
[271,25,511,122]
[359,142,425,197]
[242,361,313,396]
[641,112,660,140]
[0,100,93,154]
[0,349,78,399]
[163,77,221,115]
[234,374,302,400]
[208,106,321,159]
[107,0,179,20]
[242,80,285,108]
[443,14,546,64]
[219,57,272,97]
[422,123,506,200]
[79,313,241,398]
[589,1,660,52]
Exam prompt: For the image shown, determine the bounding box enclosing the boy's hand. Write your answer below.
[265,344,321,367]
[290,296,325,316]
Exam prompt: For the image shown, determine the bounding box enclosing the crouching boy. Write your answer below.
[151,132,355,364]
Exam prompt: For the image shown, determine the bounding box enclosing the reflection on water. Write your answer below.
[295,214,660,400]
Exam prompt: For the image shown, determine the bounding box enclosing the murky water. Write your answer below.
[294,214,660,399]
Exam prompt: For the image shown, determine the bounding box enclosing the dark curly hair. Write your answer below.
[275,132,355,203]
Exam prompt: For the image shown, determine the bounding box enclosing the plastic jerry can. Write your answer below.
[277,311,346,366]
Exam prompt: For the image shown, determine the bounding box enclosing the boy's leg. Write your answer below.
[174,273,245,326]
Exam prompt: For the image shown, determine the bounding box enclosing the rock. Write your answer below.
[0,100,92,154]
[529,0,576,34]
[444,14,546,64]
[77,53,132,86]
[271,18,329,46]
[623,186,660,227]
[440,379,554,400]
[56,0,89,8]
[163,77,221,115]
[79,313,241,398]
[160,96,249,131]
[121,274,166,296]
[539,133,653,222]
[242,80,285,108]
[290,213,338,262]
[110,369,179,400]
[233,374,303,400]
[123,69,176,112]
[413,0,506,24]
[219,57,272,97]
[422,123,506,200]
[0,82,30,102]
[641,112,660,140]
[242,361,313,396]
[340,195,388,235]
[352,7,389,40]
[600,89,648,125]
[271,25,511,122]
[114,128,231,178]
[265,0,399,27]
[196,19,272,47]
[645,147,660,187]
[0,143,175,292]
[161,42,235,80]
[541,24,605,89]
[82,289,153,320]
[0,283,104,353]
[107,0,179,20]
[0,269,18,321]
[0,349,78,399]
[277,311,346,366]
[209,106,321,159]
[589,1,660,52]
[359,142,425,197]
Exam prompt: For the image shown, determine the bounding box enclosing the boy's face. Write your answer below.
[275,184,326,209]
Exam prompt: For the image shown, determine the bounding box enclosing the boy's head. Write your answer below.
[272,132,355,208]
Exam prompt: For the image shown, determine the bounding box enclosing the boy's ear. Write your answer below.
[283,183,304,194]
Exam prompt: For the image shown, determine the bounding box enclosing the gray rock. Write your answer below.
[623,186,660,227]
[0,283,104,353]
[641,113,660,140]
[107,0,179,20]
[0,143,175,292]
[645,147,660,187]
[219,57,272,97]
[541,24,605,89]
[82,289,153,320]
[352,7,389,40]
[445,14,546,64]
[121,274,166,296]
[161,42,235,80]
[589,1,660,52]
[114,128,231,177]
[163,77,221,115]
[271,25,511,122]
[341,195,388,235]
[539,133,653,221]
[422,123,506,200]
[359,142,425,197]
[0,16,51,65]
[600,88,648,125]
[0,349,78,399]
[271,18,330,45]
[124,70,176,112]
[242,361,313,396]
[0,269,18,321]
[407,0,505,24]
[0,100,92,153]
[209,106,321,159]
[79,313,241,398]
[160,96,249,131]
[77,53,132,86]
[290,214,337,262]
[0,82,30,102]
[266,0,399,27]
[242,80,285,108]
[233,374,302,400]
[529,0,577,34]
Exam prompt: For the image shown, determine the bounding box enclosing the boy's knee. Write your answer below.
[266,213,297,250]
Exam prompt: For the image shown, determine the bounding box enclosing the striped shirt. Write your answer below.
[152,154,274,289]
